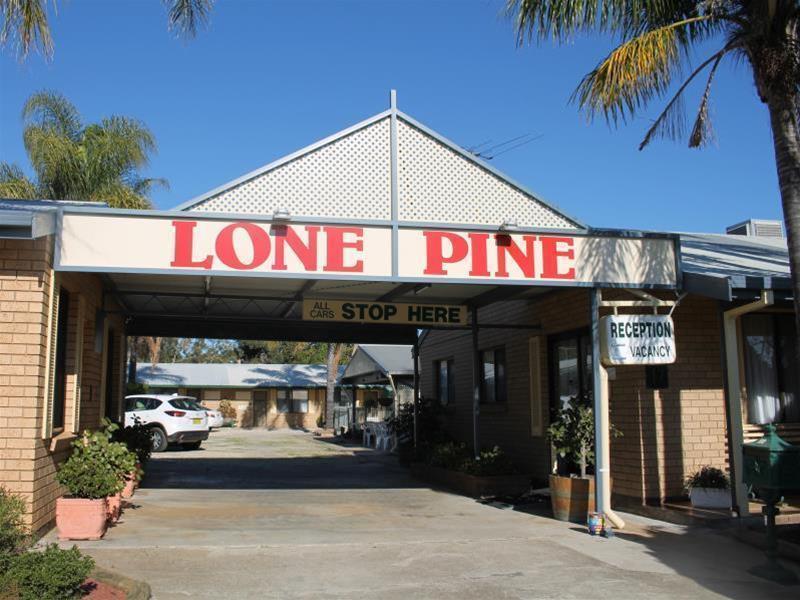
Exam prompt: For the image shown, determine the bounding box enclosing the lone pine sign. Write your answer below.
[57,214,677,287]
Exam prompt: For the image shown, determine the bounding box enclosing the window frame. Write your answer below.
[292,388,309,413]
[547,328,592,414]
[435,358,455,406]
[51,287,70,433]
[479,346,506,404]
[276,388,309,413]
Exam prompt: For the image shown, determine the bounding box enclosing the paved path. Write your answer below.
[50,428,797,599]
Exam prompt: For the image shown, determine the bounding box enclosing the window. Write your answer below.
[52,288,70,431]
[550,331,592,412]
[125,397,161,411]
[435,359,455,406]
[276,389,308,413]
[292,389,309,413]
[742,313,800,424]
[277,389,290,413]
[480,348,506,404]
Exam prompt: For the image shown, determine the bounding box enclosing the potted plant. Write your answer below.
[685,466,730,509]
[111,418,149,498]
[547,395,621,523]
[55,431,125,540]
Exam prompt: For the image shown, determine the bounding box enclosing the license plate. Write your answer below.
[192,418,202,425]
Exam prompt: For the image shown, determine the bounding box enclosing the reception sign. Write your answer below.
[57,214,677,287]
[303,299,466,326]
[600,315,676,365]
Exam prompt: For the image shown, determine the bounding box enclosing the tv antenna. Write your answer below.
[466,133,543,160]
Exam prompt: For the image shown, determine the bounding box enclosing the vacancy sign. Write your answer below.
[303,299,466,326]
[600,315,676,366]
[57,214,677,287]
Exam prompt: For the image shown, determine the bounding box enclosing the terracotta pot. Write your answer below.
[122,476,136,499]
[549,474,595,523]
[56,497,108,540]
[106,493,121,523]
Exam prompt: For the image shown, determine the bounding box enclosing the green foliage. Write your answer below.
[98,420,138,482]
[316,414,325,428]
[386,397,451,463]
[0,487,29,572]
[462,446,516,477]
[0,91,163,208]
[547,396,596,477]
[56,430,128,499]
[428,441,470,471]
[4,544,94,600]
[685,466,729,491]
[125,381,149,396]
[111,416,152,465]
[547,395,622,478]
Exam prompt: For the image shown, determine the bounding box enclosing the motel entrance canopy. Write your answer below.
[43,93,680,341]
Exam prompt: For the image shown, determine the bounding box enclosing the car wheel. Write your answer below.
[181,441,202,450]
[150,427,168,452]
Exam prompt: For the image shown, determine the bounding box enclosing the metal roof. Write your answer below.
[136,362,345,389]
[342,344,414,383]
[679,233,791,300]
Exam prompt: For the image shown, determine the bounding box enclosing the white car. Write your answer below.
[203,405,224,429]
[124,395,209,452]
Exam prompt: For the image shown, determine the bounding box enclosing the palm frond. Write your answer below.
[22,125,85,198]
[165,0,213,39]
[688,52,724,148]
[22,90,82,140]
[129,176,169,197]
[0,163,38,199]
[639,47,731,150]
[90,182,153,210]
[573,15,715,123]
[0,0,53,59]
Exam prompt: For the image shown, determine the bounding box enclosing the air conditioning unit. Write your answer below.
[726,219,784,238]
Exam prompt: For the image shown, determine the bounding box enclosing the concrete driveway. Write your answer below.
[51,428,796,599]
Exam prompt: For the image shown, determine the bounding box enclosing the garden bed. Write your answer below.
[410,462,531,498]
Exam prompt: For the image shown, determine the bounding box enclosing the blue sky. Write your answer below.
[0,0,780,233]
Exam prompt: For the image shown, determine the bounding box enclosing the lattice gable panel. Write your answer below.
[189,118,391,219]
[397,118,577,229]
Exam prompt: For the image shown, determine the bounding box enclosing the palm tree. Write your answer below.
[0,91,166,208]
[507,0,800,345]
[0,0,214,59]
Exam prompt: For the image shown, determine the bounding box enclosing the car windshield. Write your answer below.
[169,398,203,411]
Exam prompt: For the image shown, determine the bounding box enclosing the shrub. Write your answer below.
[125,382,149,395]
[462,446,517,477]
[56,431,125,499]
[111,416,152,465]
[386,397,450,463]
[0,487,29,572]
[547,394,621,477]
[5,544,94,600]
[685,466,730,491]
[316,414,325,428]
[428,441,470,471]
[218,399,237,420]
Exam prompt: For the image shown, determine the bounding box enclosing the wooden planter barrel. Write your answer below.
[549,474,595,523]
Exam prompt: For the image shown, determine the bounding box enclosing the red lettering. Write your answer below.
[496,234,536,278]
[215,222,271,270]
[171,221,213,269]
[273,225,320,271]
[423,231,469,275]
[540,236,576,279]
[323,227,364,272]
[467,233,490,277]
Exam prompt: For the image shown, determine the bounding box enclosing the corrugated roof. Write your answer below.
[136,363,345,388]
[678,232,790,300]
[355,344,414,376]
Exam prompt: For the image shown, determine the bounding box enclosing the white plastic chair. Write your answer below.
[362,422,376,448]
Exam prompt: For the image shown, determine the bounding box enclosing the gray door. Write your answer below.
[253,390,268,427]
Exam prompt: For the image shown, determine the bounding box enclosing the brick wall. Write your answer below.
[420,289,729,504]
[0,238,125,531]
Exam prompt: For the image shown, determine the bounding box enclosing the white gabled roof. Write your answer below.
[175,102,583,230]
